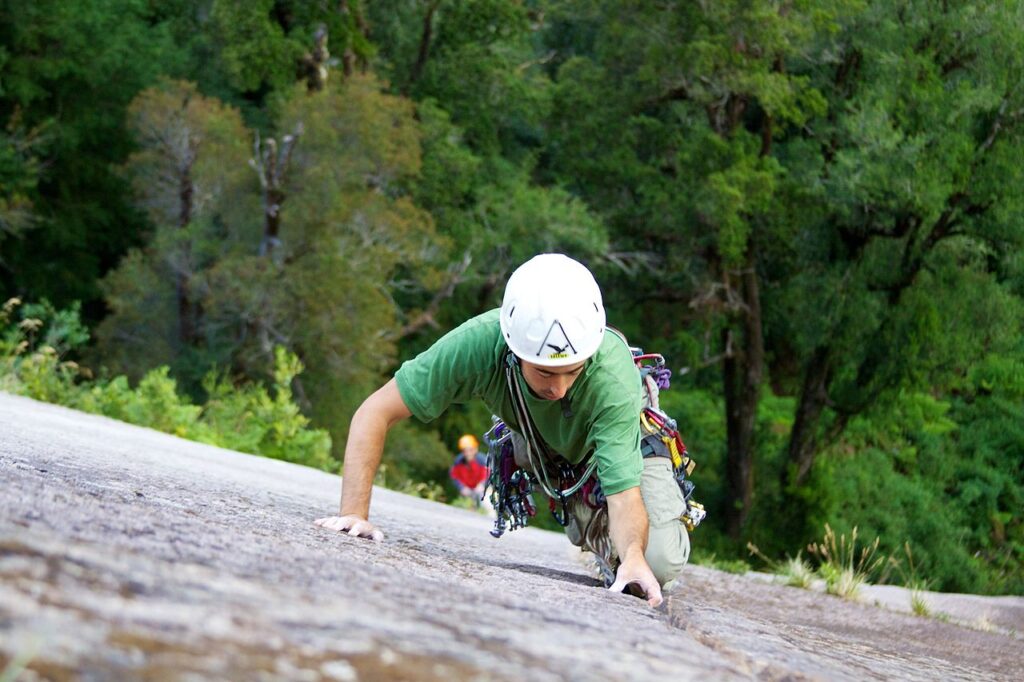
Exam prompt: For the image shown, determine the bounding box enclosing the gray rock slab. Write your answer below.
[1,392,1022,681]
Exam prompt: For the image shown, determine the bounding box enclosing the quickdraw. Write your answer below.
[483,418,536,538]
[633,348,707,532]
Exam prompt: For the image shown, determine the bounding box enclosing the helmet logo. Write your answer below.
[536,320,577,359]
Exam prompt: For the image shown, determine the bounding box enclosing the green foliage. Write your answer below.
[945,354,1024,594]
[74,354,334,470]
[891,542,934,616]
[779,554,816,589]
[1,297,89,403]
[910,589,931,618]
[95,73,451,463]
[89,368,205,437]
[747,542,815,589]
[209,0,299,94]
[93,79,257,389]
[372,0,547,158]
[658,383,795,554]
[2,343,80,406]
[379,420,453,488]
[197,347,333,469]
[375,462,448,503]
[214,74,446,452]
[806,387,1023,594]
[751,526,894,599]
[147,0,376,127]
[16,299,90,356]
[691,552,751,575]
[0,124,42,240]
[1,298,332,470]
[658,386,726,531]
[0,0,178,306]
[773,0,1024,482]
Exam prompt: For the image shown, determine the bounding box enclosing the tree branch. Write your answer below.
[397,250,473,338]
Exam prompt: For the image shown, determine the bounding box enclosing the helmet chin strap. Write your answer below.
[504,351,596,500]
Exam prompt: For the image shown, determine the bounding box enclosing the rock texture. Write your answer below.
[1,392,1022,681]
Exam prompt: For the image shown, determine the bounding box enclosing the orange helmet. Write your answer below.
[458,434,479,450]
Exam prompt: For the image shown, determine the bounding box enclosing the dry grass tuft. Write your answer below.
[807,524,887,601]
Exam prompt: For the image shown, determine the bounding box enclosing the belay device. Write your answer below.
[483,346,707,539]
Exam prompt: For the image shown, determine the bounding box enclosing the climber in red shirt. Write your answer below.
[449,434,489,503]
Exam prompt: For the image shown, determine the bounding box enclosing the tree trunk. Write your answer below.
[299,25,330,91]
[784,346,831,489]
[722,254,764,538]
[406,0,441,94]
[338,0,371,75]
[176,157,197,347]
[253,128,301,261]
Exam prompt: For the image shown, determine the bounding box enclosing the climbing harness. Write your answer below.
[497,350,597,531]
[503,351,598,502]
[483,353,598,538]
[484,344,707,538]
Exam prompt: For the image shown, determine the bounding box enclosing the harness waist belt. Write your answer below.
[640,435,671,459]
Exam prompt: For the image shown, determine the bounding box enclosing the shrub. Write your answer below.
[198,347,334,470]
[1,298,332,471]
[1,298,87,404]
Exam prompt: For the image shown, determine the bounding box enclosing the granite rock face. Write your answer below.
[1,392,1021,681]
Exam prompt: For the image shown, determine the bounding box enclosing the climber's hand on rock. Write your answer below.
[609,554,664,608]
[314,515,384,542]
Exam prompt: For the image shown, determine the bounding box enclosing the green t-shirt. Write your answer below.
[394,309,643,495]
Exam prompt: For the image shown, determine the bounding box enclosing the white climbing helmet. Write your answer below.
[500,253,606,367]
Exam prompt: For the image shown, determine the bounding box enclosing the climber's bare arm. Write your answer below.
[313,379,411,541]
[606,486,663,607]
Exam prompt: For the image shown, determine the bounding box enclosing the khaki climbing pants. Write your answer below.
[510,432,690,587]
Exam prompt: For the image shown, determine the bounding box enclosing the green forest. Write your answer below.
[1,0,1022,596]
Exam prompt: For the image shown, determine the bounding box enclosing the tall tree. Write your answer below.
[190,0,375,119]
[94,81,256,384]
[0,0,177,311]
[0,124,42,249]
[543,0,841,536]
[202,73,448,448]
[368,0,608,344]
[777,1,1024,491]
